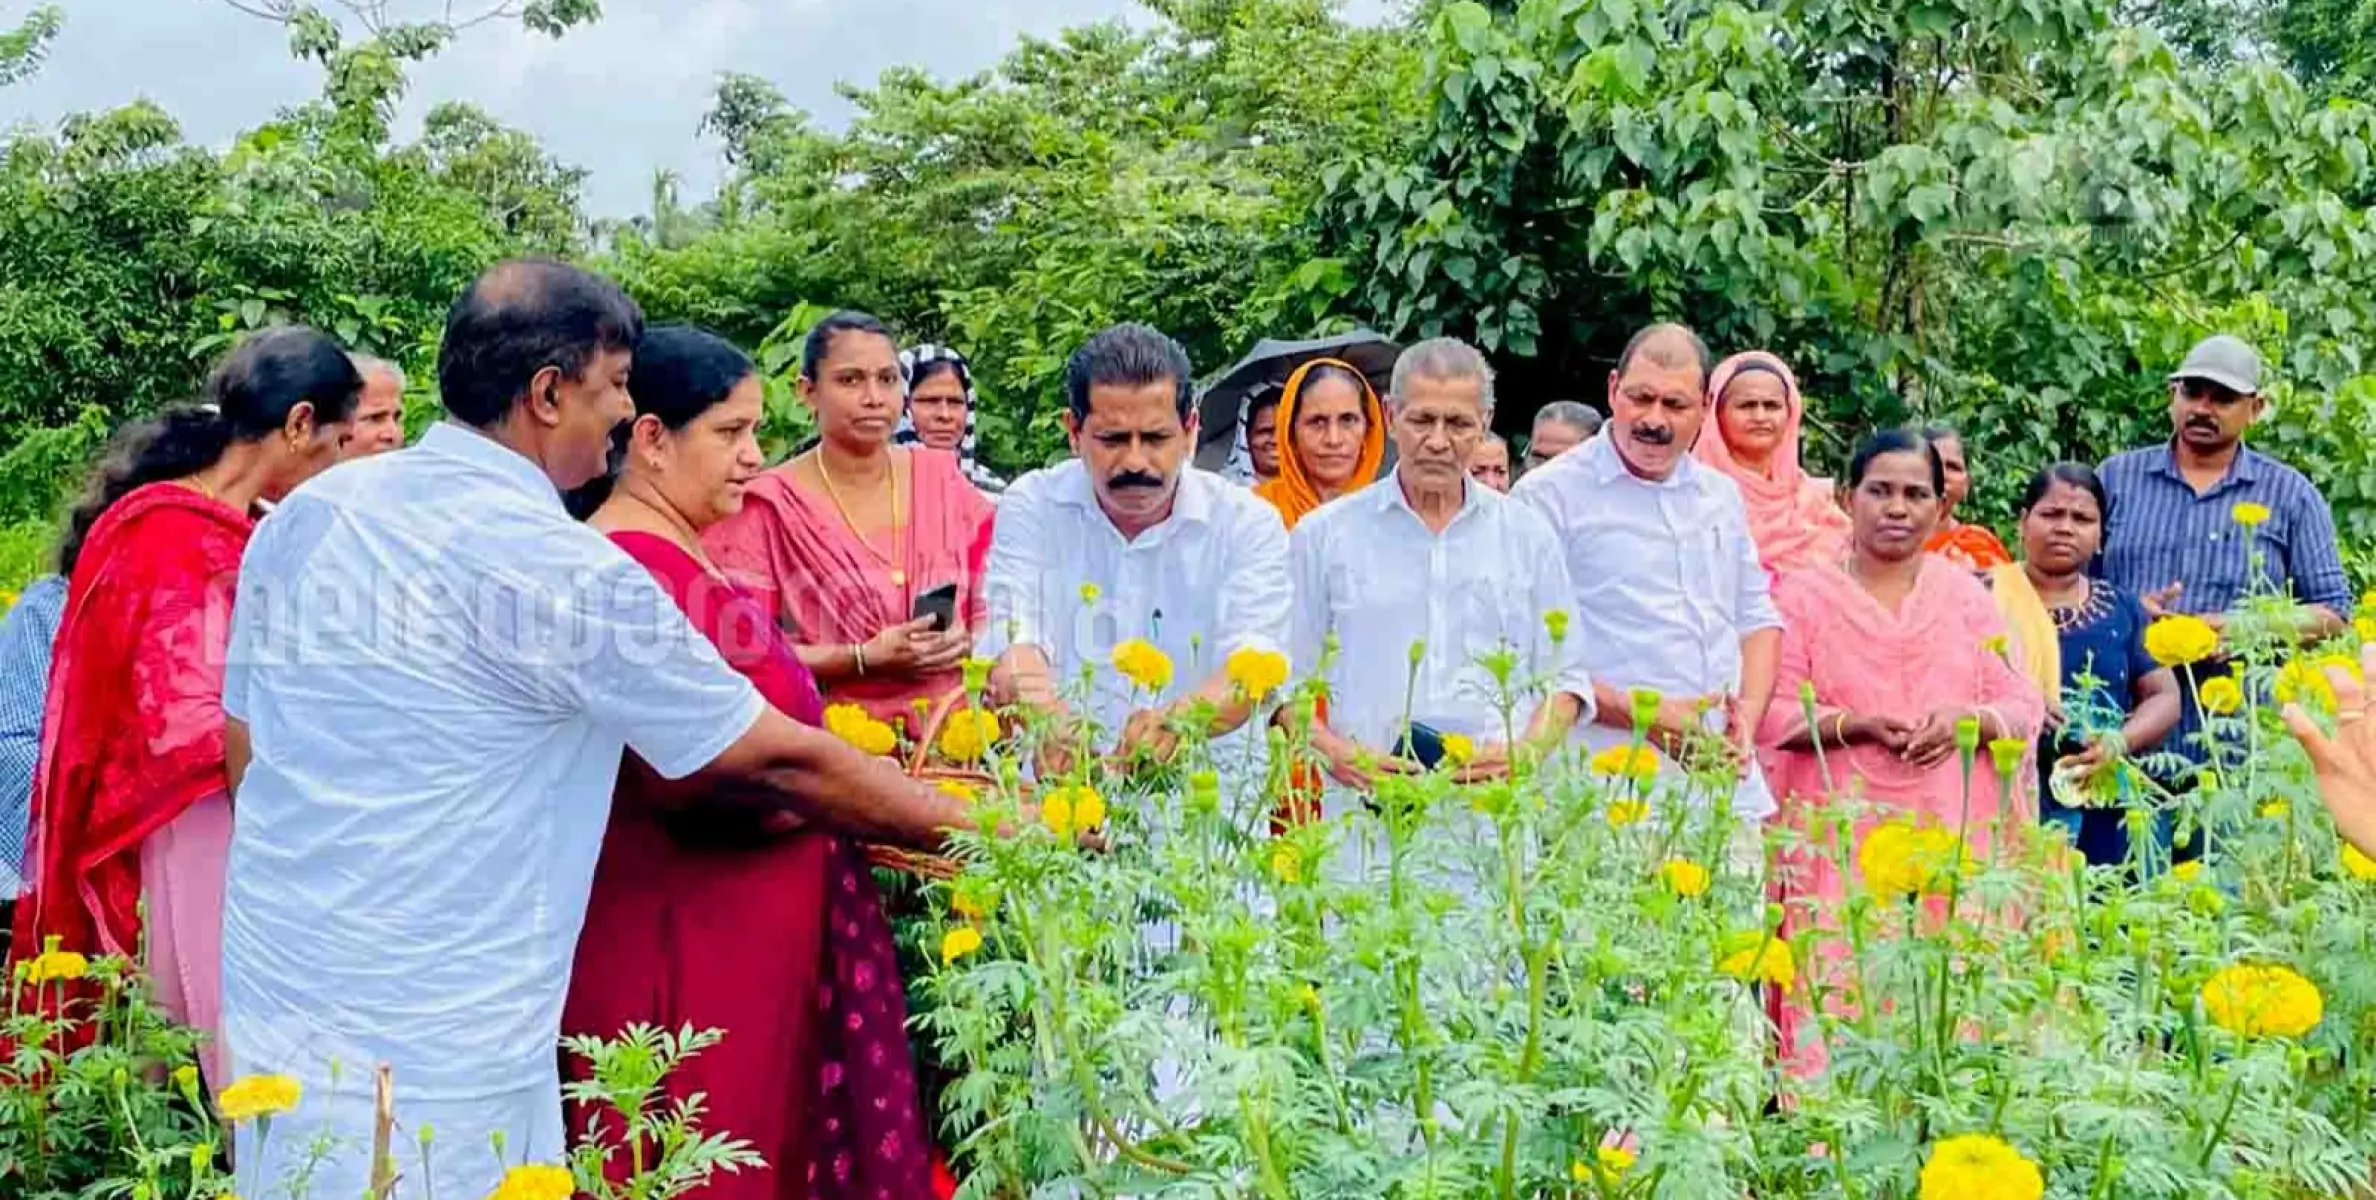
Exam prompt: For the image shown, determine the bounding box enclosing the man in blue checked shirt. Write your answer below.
[2098,334,2351,640]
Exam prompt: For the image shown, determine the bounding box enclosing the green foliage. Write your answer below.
[560,1023,765,1200]
[0,4,61,87]
[1322,0,2376,534]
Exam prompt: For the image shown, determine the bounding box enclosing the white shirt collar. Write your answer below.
[418,421,565,508]
[1373,467,1488,525]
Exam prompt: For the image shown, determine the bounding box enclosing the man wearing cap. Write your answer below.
[2097,334,2350,641]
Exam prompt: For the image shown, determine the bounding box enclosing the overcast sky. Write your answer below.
[6,0,1382,215]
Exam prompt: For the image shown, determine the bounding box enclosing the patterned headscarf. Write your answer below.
[895,343,1004,495]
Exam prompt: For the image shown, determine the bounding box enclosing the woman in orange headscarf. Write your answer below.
[1693,350,1850,576]
[1254,358,1386,530]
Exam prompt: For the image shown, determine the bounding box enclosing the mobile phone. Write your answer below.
[1395,721,1448,769]
[912,583,960,633]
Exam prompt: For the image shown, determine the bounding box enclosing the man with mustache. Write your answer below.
[981,322,1292,763]
[1512,323,1783,860]
[2099,335,2349,640]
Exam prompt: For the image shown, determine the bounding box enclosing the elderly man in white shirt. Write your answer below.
[1291,337,1592,791]
[1512,323,1783,841]
[218,260,973,1200]
[982,324,1291,763]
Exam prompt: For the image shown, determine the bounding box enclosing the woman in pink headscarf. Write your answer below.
[1693,351,1851,576]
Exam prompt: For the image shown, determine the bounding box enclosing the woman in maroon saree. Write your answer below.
[562,325,932,1200]
[13,327,360,1086]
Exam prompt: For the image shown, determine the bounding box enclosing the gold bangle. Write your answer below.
[854,642,868,677]
[1830,712,1850,745]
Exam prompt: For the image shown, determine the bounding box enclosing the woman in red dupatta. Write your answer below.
[706,313,990,740]
[1692,351,1850,576]
[13,327,360,1085]
[1757,429,2043,1078]
[563,326,933,1200]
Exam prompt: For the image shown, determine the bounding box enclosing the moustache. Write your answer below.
[2186,416,2220,430]
[1630,425,1675,447]
[1107,471,1166,492]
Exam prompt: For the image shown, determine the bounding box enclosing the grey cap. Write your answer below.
[2169,334,2261,396]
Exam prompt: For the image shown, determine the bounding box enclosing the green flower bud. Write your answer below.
[1954,717,1982,755]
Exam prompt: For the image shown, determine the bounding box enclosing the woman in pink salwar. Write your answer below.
[1757,427,2043,1076]
[706,313,991,739]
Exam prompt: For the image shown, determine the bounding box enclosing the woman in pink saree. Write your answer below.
[706,313,991,738]
[1693,350,1851,576]
[1757,427,2042,1076]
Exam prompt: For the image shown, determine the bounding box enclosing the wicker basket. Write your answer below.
[861,687,997,881]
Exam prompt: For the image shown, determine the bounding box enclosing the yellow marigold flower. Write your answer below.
[1572,1144,1635,1183]
[2357,615,2376,644]
[1268,843,1304,884]
[1440,733,1475,767]
[2200,963,2323,1039]
[935,779,979,804]
[23,936,88,985]
[2232,501,2272,528]
[940,925,983,966]
[1917,1134,2043,1200]
[1605,800,1650,829]
[1298,983,1322,1013]
[936,708,1001,764]
[484,1164,574,1200]
[1590,744,1659,783]
[1659,858,1711,898]
[2144,615,2219,667]
[2276,653,2364,713]
[216,1074,303,1122]
[2198,676,2243,716]
[2342,843,2376,882]
[1717,931,1794,993]
[2261,801,2289,819]
[1040,784,1106,839]
[823,703,898,756]
[2172,860,2205,883]
[950,886,992,920]
[1859,820,1966,901]
[1111,638,1174,692]
[1224,646,1289,700]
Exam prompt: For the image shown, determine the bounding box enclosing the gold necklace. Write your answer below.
[813,450,907,587]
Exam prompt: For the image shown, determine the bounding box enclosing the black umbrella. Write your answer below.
[1194,329,1402,472]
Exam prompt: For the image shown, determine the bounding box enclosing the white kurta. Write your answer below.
[1510,432,1784,819]
[219,422,764,1199]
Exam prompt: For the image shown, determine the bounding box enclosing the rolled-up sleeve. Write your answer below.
[976,478,1051,663]
[569,558,764,781]
[1728,499,1783,633]
[2284,479,2352,614]
[1215,503,1292,662]
[1516,509,1595,721]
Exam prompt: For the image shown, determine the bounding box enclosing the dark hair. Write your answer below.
[58,326,364,577]
[1065,323,1194,422]
[1845,426,1946,494]
[564,325,756,519]
[1244,382,1283,422]
[438,258,644,428]
[1614,323,1713,387]
[2018,461,2108,519]
[800,311,893,383]
[1302,361,1378,411]
[907,356,971,397]
[1918,421,1962,449]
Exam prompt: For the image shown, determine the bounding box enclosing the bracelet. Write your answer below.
[1827,712,1849,746]
[853,642,869,677]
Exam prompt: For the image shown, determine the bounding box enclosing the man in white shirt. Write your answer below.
[1291,338,1592,787]
[1512,323,1783,828]
[219,260,972,1200]
[981,323,1291,761]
